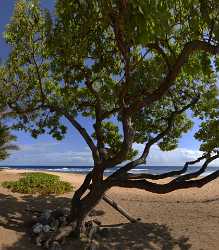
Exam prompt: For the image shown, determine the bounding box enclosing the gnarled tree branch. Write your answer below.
[107,95,200,179]
[110,170,219,194]
[128,40,219,113]
[126,154,208,180]
[170,153,219,183]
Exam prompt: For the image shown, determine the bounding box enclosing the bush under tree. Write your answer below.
[2,172,73,195]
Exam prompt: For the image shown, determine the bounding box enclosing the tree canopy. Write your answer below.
[0,0,219,204]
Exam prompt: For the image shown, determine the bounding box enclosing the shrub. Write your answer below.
[2,172,73,195]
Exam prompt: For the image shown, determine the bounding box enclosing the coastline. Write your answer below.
[0,169,219,249]
[0,164,218,177]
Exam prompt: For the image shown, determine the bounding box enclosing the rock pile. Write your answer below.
[31,208,69,248]
[30,208,109,250]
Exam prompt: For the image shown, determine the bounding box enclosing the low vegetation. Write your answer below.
[2,172,73,195]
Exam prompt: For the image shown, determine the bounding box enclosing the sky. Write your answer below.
[0,1,218,167]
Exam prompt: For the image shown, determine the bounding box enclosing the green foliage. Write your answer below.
[92,122,138,159]
[2,172,74,195]
[0,123,18,160]
[0,0,218,166]
[195,118,219,153]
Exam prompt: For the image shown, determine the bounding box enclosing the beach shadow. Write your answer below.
[0,193,71,232]
[0,192,104,250]
[0,192,191,250]
[97,222,191,250]
[0,192,73,250]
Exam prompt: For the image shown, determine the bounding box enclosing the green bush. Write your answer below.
[2,172,74,195]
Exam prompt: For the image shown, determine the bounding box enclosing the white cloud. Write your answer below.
[133,143,219,166]
[0,142,93,166]
[0,141,218,167]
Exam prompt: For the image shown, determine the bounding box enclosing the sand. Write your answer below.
[0,169,218,250]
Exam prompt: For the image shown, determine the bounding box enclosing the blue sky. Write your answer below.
[0,1,218,166]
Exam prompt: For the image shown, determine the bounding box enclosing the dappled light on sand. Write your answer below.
[0,170,219,249]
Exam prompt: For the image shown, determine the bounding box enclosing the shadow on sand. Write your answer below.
[98,222,191,250]
[0,192,191,250]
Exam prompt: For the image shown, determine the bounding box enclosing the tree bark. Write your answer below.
[69,183,106,237]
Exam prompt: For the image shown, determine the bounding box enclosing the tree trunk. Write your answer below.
[69,185,105,237]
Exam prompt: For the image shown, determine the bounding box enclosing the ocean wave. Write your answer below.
[129,168,149,172]
[46,168,93,172]
[0,166,11,170]
[0,166,218,177]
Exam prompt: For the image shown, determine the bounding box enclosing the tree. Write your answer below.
[0,85,18,161]
[1,0,219,238]
[0,123,18,160]
[0,104,18,161]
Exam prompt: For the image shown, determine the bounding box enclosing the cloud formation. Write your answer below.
[0,142,93,166]
[133,144,219,166]
[0,142,218,166]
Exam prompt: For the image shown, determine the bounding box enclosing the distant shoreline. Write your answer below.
[0,165,218,177]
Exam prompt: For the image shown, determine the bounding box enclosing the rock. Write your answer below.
[84,220,99,240]
[50,241,62,250]
[35,232,48,247]
[96,228,110,238]
[80,233,89,242]
[59,216,67,226]
[54,225,74,241]
[62,207,70,216]
[52,208,70,219]
[51,209,64,219]
[88,226,98,240]
[86,239,100,250]
[35,233,43,246]
[43,225,51,233]
[32,223,43,234]
[50,219,60,231]
[39,209,52,225]
[42,209,52,219]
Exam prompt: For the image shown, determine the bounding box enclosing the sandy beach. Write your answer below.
[0,169,218,250]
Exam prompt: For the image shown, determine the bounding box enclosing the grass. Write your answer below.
[2,172,74,195]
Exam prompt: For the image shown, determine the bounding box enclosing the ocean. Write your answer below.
[0,165,218,176]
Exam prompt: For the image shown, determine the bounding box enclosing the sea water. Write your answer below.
[0,165,218,176]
